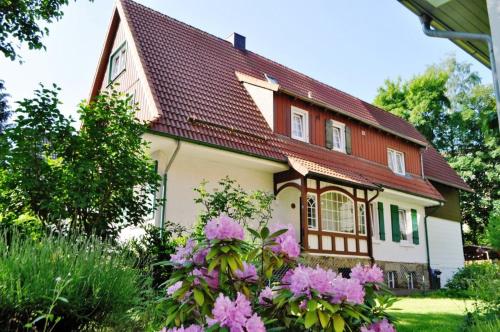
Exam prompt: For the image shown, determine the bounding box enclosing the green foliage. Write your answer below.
[193,177,274,234]
[374,56,499,244]
[487,202,500,250]
[0,211,44,241]
[0,0,93,61]
[0,85,161,239]
[445,262,500,298]
[0,80,9,133]
[0,232,146,331]
[126,222,186,288]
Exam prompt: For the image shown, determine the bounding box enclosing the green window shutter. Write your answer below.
[377,202,386,240]
[390,204,400,242]
[345,125,352,154]
[325,120,333,149]
[411,209,419,244]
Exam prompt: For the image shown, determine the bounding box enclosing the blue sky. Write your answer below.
[0,0,492,120]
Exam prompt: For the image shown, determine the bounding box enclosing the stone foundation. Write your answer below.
[301,254,430,290]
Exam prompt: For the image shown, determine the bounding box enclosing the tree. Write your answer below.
[487,202,499,250]
[0,0,91,61]
[374,56,499,244]
[0,80,9,133]
[0,85,161,238]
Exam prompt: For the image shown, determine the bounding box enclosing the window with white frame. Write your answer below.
[407,272,416,289]
[307,193,317,229]
[399,209,410,242]
[358,203,367,235]
[331,120,346,152]
[320,191,354,233]
[387,148,405,175]
[291,107,308,142]
[370,203,379,240]
[387,271,397,288]
[109,43,127,82]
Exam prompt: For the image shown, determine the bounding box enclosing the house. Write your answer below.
[89,0,472,289]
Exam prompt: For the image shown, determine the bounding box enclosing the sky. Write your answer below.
[0,0,493,120]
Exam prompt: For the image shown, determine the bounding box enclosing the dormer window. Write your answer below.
[388,148,405,175]
[109,43,127,82]
[291,106,309,142]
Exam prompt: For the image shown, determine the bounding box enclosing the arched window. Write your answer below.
[320,191,354,233]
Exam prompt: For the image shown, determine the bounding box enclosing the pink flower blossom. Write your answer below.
[287,265,365,304]
[330,276,365,304]
[350,264,384,284]
[160,324,203,332]
[361,319,396,332]
[208,293,265,332]
[269,224,300,258]
[234,262,258,283]
[192,247,209,265]
[166,281,183,296]
[258,287,274,305]
[204,215,244,241]
[171,239,197,265]
[191,268,219,289]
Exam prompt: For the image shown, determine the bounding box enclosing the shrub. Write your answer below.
[155,215,397,332]
[445,262,499,297]
[0,232,147,331]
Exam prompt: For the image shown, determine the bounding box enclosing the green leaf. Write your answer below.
[304,310,318,328]
[208,258,218,273]
[318,310,330,328]
[227,255,238,272]
[193,289,204,306]
[307,299,317,312]
[220,246,230,253]
[333,314,345,332]
[206,247,219,260]
[260,226,270,239]
[248,228,261,239]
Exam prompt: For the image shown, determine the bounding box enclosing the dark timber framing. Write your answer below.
[274,169,374,258]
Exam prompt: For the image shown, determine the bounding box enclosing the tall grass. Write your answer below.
[0,232,148,331]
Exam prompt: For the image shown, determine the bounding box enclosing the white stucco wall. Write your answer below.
[427,216,464,287]
[371,190,432,264]
[242,82,274,130]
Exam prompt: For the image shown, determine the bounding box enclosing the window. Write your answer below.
[109,43,127,82]
[388,149,405,175]
[399,209,409,241]
[307,194,317,229]
[407,272,416,289]
[358,203,366,235]
[320,192,354,233]
[291,107,308,142]
[370,203,379,240]
[331,120,346,152]
[387,271,397,289]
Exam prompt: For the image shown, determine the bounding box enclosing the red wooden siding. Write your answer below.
[274,93,422,176]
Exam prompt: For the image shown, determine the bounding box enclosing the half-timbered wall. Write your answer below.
[274,93,423,176]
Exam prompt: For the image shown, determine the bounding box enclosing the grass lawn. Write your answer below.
[388,297,472,332]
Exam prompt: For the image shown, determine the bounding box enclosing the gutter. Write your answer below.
[160,140,181,238]
[419,14,500,130]
[423,202,443,289]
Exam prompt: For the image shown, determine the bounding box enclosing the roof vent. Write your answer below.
[226,32,246,51]
[264,73,278,85]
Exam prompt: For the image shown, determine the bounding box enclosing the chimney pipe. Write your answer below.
[226,32,246,51]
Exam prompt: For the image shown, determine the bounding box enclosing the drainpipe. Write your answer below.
[160,140,181,238]
[419,14,500,129]
[424,202,443,289]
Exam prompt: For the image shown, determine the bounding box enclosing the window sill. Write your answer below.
[291,135,309,143]
[372,239,382,244]
[399,242,415,248]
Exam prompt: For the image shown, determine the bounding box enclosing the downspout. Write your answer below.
[160,140,181,238]
[419,14,500,129]
[367,189,381,265]
[424,202,443,289]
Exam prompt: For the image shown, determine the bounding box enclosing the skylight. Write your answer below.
[264,73,278,85]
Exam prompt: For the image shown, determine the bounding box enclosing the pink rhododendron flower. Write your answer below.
[234,262,258,283]
[160,324,204,332]
[258,286,274,305]
[330,276,365,304]
[269,223,300,258]
[205,215,244,241]
[166,281,183,296]
[350,264,384,284]
[171,239,197,265]
[361,318,396,332]
[192,247,209,265]
[208,293,265,332]
[191,268,219,289]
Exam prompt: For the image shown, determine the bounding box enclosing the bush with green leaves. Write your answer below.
[445,262,499,297]
[0,232,147,331]
[155,214,397,332]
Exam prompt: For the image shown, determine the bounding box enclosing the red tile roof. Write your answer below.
[423,146,472,191]
[118,0,467,198]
